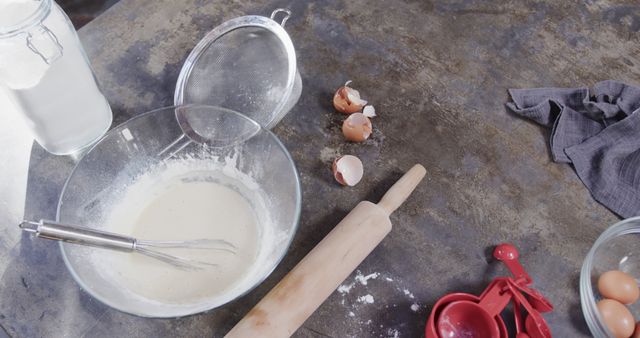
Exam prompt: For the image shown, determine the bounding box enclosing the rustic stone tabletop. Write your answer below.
[2,0,640,337]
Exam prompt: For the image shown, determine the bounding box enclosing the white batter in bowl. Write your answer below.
[57,105,301,317]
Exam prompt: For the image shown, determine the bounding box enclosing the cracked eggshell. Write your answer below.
[342,113,372,142]
[362,105,376,118]
[332,155,364,186]
[333,81,368,114]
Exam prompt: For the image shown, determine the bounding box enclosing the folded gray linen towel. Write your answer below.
[506,80,640,218]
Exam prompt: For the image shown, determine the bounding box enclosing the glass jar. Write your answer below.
[0,0,112,155]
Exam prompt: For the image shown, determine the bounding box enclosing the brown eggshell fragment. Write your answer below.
[362,105,376,118]
[333,81,367,114]
[598,270,640,304]
[597,299,635,338]
[332,155,364,186]
[342,113,372,142]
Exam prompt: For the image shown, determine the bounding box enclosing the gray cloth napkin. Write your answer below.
[506,80,640,218]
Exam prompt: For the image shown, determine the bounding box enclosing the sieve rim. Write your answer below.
[174,12,297,129]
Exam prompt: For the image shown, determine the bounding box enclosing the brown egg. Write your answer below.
[634,322,640,338]
[333,81,367,114]
[598,270,640,304]
[342,113,372,142]
[597,299,635,338]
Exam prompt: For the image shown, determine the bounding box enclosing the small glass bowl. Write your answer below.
[580,217,640,337]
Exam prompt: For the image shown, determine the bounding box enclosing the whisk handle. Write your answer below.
[20,220,136,252]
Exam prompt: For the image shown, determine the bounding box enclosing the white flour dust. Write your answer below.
[357,294,375,304]
[338,271,379,295]
[402,289,415,299]
[338,283,354,294]
[336,271,424,337]
[356,272,380,286]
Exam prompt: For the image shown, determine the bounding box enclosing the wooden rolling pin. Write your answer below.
[225,164,426,338]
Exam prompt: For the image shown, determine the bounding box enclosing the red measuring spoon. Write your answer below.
[493,243,532,285]
[491,278,532,338]
[437,280,511,338]
[505,282,552,338]
[509,279,554,313]
[513,286,531,338]
[425,292,508,338]
[494,244,553,313]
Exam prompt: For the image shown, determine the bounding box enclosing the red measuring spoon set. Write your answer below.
[425,243,554,338]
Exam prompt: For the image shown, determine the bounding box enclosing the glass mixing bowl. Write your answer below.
[56,105,301,317]
[580,217,640,337]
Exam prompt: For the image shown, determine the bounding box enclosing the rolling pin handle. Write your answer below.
[377,164,426,215]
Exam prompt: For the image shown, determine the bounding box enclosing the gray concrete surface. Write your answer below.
[2,0,640,336]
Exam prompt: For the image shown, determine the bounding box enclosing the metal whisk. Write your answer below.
[19,220,237,270]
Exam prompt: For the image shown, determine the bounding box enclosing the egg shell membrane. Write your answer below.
[335,155,363,186]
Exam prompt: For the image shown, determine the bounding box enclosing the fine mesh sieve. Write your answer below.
[174,8,302,130]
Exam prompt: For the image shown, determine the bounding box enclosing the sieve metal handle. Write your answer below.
[270,8,291,28]
[158,133,192,160]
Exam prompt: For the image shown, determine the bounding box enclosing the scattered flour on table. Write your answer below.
[387,328,400,338]
[402,289,415,299]
[338,283,354,294]
[337,271,423,337]
[356,272,379,285]
[338,270,380,294]
[357,294,375,304]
